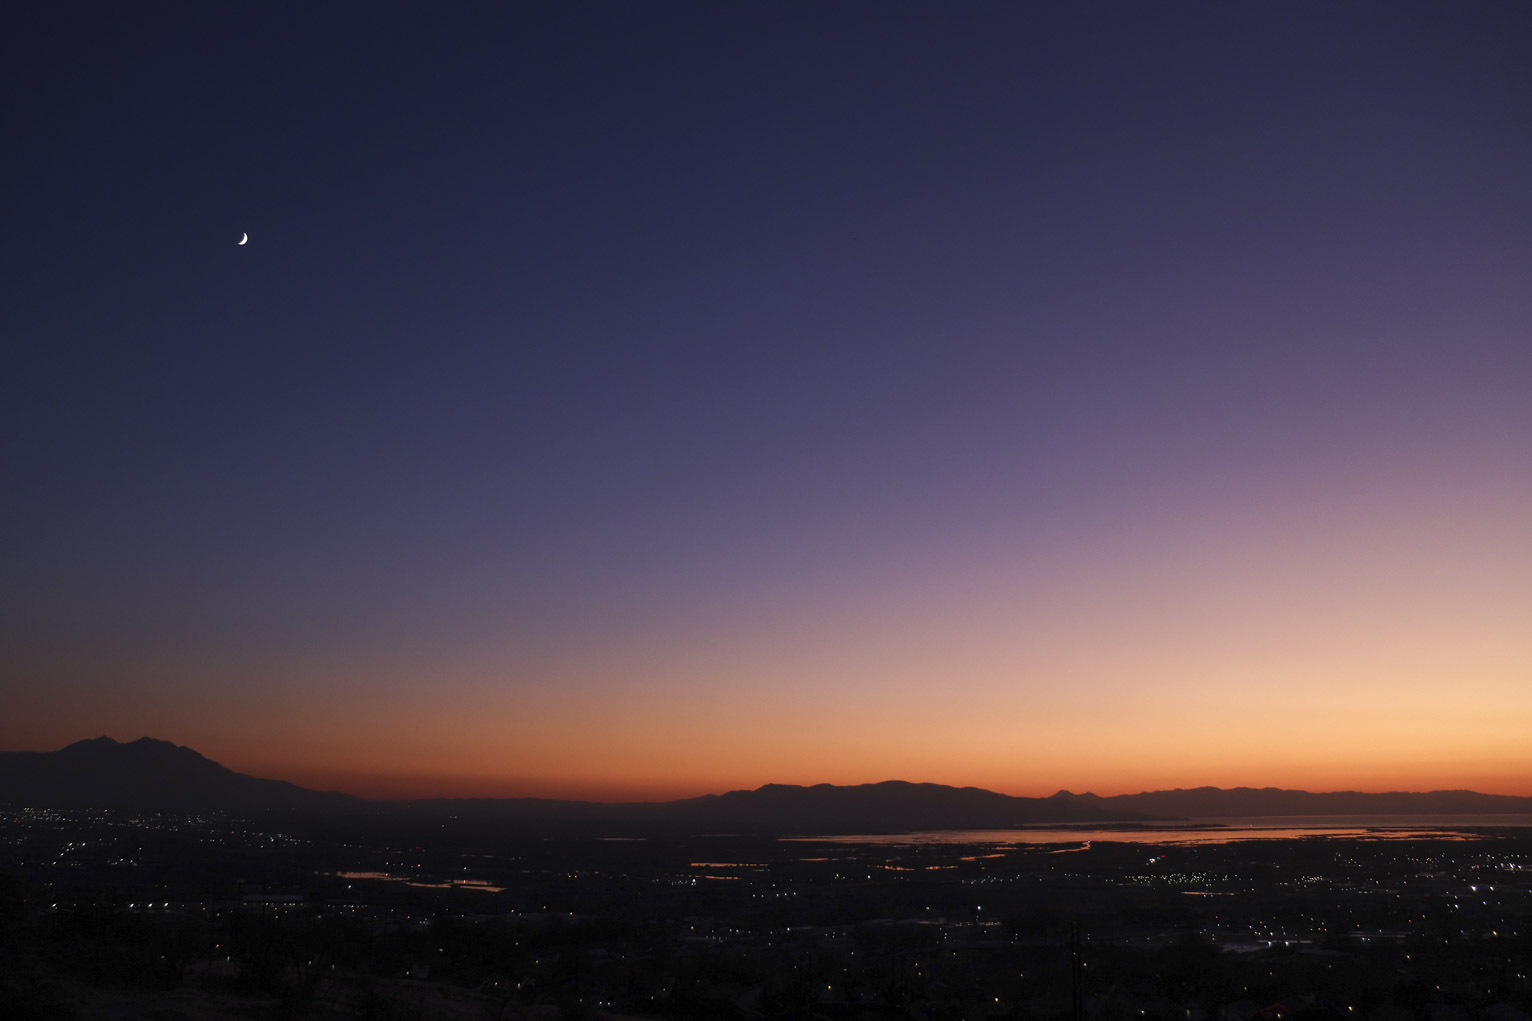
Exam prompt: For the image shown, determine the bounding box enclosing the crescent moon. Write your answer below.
[238,233,248,245]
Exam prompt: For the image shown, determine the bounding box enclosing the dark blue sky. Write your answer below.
[5,2,1530,797]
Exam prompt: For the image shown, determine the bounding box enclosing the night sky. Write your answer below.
[5,2,1530,800]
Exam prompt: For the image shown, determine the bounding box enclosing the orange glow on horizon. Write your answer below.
[6,464,1528,806]
[253,737,1532,803]
[267,762,1532,804]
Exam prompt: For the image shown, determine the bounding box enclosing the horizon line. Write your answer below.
[18,736,1531,805]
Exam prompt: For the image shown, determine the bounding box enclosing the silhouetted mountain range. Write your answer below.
[682,781,1147,830]
[400,781,1157,830]
[1060,785,1532,818]
[3,739,1529,830]
[0,737,358,812]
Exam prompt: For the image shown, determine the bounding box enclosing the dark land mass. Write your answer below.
[0,800,1528,1021]
[1,746,1530,1019]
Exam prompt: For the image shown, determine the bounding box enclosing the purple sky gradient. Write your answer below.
[4,2,1529,797]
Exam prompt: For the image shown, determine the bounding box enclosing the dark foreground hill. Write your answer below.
[0,736,359,812]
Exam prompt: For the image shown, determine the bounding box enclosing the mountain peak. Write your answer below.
[63,736,211,763]
[3,737,356,812]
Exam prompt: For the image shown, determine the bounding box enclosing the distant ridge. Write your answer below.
[0,739,1150,829]
[663,780,1153,831]
[4,739,1528,830]
[0,737,359,812]
[401,780,1159,831]
[1060,785,1532,818]
[399,782,1532,832]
